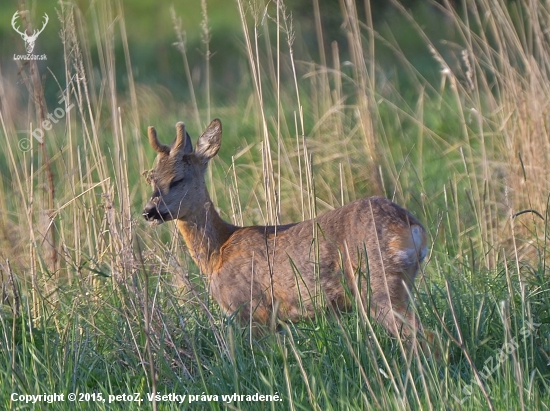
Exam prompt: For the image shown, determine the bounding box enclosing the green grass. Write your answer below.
[1,0,550,410]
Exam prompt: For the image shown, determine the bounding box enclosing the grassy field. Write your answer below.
[1,0,550,409]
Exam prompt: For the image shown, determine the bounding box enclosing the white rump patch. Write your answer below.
[411,225,428,261]
[395,225,428,265]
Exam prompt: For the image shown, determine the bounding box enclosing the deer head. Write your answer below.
[12,11,49,54]
[143,119,222,223]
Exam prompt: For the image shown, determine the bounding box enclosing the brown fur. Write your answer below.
[143,119,428,338]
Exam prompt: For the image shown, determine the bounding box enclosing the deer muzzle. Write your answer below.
[142,201,163,222]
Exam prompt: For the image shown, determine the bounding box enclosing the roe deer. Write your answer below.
[143,119,428,339]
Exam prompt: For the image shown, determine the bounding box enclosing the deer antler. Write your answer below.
[32,14,49,39]
[11,11,26,37]
[148,126,170,154]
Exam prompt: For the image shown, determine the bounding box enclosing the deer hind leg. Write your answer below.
[369,271,420,339]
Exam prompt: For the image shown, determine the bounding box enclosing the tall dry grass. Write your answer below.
[417,0,550,265]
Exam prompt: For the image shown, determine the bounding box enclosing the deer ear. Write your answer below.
[195,119,222,162]
[183,131,193,154]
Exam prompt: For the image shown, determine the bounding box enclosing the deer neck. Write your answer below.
[175,200,234,274]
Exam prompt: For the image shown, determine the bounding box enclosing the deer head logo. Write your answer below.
[12,11,49,54]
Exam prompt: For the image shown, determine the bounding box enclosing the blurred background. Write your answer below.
[1,0,465,108]
[0,0,538,281]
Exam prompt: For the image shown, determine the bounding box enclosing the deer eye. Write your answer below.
[169,178,183,189]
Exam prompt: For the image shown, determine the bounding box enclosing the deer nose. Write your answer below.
[143,201,161,221]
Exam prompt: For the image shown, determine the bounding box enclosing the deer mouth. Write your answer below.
[142,205,172,223]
